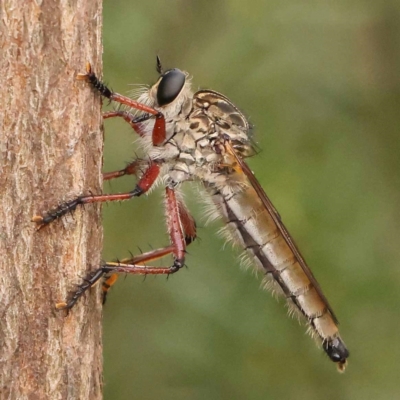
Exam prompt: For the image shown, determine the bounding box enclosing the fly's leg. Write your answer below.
[117,196,196,264]
[32,163,160,229]
[101,112,152,180]
[77,63,166,146]
[56,187,196,310]
[102,160,143,181]
[176,195,197,245]
[102,111,150,138]
[56,253,177,310]
[101,245,175,306]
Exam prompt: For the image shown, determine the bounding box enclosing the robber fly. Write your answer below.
[33,57,349,371]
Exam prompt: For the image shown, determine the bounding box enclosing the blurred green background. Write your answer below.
[100,1,400,399]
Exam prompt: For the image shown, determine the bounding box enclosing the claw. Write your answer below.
[32,215,46,230]
[76,62,93,81]
[55,302,68,310]
[31,215,44,223]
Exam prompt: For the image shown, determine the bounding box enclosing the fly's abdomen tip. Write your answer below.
[337,359,348,373]
[323,336,349,372]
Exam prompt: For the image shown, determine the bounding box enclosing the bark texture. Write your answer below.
[0,1,104,399]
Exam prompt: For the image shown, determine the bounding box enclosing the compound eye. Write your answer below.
[157,69,185,106]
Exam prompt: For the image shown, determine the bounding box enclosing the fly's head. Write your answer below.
[136,56,192,120]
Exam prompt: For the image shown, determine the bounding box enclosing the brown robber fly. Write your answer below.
[33,57,349,371]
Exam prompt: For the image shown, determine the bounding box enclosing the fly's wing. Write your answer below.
[226,142,339,324]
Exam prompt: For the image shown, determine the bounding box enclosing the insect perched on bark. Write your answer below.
[33,57,349,371]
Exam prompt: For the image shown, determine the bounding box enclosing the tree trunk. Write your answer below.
[0,1,104,399]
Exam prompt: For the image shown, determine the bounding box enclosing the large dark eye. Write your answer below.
[157,69,185,106]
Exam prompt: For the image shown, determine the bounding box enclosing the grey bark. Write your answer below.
[0,1,104,399]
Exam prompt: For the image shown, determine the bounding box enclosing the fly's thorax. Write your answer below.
[137,80,254,185]
[151,91,253,186]
[193,90,254,158]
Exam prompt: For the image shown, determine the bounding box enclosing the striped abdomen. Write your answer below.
[206,174,349,370]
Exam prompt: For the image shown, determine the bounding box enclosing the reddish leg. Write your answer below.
[101,111,148,180]
[102,160,143,181]
[77,63,166,146]
[103,111,148,137]
[177,198,197,245]
[56,187,196,310]
[102,110,151,181]
[33,163,160,228]
[165,187,186,266]
[119,196,197,264]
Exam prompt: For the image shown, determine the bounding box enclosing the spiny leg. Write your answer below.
[102,159,143,181]
[117,196,196,265]
[103,111,150,138]
[102,246,175,305]
[57,259,178,310]
[57,187,196,310]
[77,62,166,146]
[101,111,152,180]
[78,69,163,184]
[33,163,160,229]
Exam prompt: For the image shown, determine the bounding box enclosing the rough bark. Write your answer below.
[0,1,104,399]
